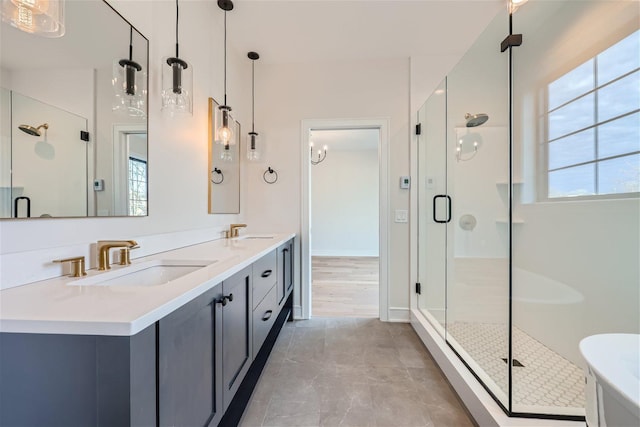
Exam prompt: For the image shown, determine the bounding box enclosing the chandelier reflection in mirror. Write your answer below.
[456,113,488,162]
[310,141,328,165]
[113,25,147,117]
[1,0,65,37]
[161,0,192,115]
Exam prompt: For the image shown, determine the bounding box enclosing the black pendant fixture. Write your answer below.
[162,0,193,115]
[217,0,234,146]
[113,25,146,117]
[247,51,261,161]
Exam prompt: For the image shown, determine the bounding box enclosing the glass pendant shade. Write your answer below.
[509,0,528,13]
[112,59,147,117]
[220,143,233,162]
[1,0,65,37]
[216,106,234,144]
[247,132,261,161]
[161,56,192,115]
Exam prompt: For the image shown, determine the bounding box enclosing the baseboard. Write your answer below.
[387,307,410,322]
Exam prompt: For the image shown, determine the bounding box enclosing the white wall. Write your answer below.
[311,148,379,257]
[512,0,640,355]
[244,57,411,315]
[0,0,251,289]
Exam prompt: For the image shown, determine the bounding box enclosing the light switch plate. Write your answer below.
[426,176,436,190]
[400,176,410,189]
[395,209,408,223]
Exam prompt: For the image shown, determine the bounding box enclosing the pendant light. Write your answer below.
[216,0,234,147]
[162,0,192,115]
[1,0,65,37]
[113,25,146,117]
[247,51,261,161]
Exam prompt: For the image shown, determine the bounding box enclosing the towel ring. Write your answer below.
[211,168,224,184]
[263,167,278,184]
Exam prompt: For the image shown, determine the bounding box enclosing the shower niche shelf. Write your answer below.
[495,218,524,224]
[495,180,523,186]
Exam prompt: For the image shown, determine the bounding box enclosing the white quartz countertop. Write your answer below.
[0,233,295,336]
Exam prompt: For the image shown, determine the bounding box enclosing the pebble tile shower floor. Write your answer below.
[240,318,475,427]
[447,322,585,409]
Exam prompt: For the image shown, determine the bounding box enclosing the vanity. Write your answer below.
[0,234,295,427]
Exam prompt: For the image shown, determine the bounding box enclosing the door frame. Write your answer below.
[112,123,147,216]
[300,118,390,321]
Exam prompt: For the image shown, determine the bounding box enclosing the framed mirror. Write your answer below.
[0,0,148,218]
[208,97,240,214]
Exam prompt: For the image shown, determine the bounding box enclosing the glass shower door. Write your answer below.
[444,8,511,410]
[417,78,448,336]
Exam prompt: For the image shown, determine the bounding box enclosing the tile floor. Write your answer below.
[447,322,585,409]
[240,318,475,427]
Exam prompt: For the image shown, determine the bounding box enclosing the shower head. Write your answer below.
[18,123,48,137]
[465,113,489,128]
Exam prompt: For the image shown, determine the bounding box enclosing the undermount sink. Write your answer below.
[69,259,216,287]
[235,234,275,240]
[580,333,640,427]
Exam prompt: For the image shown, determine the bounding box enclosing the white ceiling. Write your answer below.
[0,0,146,71]
[1,1,503,69]
[229,0,503,64]
[310,128,379,151]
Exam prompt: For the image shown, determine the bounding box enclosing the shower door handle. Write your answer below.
[433,195,452,224]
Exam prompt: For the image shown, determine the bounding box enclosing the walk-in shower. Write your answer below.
[414,0,639,422]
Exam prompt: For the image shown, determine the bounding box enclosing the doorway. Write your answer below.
[310,128,379,317]
[301,118,390,321]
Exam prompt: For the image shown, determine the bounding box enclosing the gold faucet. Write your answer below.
[53,256,87,277]
[97,240,139,270]
[227,224,247,238]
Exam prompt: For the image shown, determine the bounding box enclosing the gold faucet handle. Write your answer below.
[230,223,247,237]
[53,256,87,277]
[118,246,139,266]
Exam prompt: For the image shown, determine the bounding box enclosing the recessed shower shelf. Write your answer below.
[495,218,524,224]
[496,181,523,186]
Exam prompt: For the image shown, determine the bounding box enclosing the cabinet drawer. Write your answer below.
[252,250,277,309]
[252,284,277,354]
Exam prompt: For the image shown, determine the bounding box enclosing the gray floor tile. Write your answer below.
[240,318,475,427]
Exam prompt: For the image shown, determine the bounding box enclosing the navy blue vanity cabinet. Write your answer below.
[277,239,294,306]
[0,325,157,427]
[158,282,224,427]
[221,266,253,410]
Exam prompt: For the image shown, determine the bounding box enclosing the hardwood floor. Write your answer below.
[312,256,379,318]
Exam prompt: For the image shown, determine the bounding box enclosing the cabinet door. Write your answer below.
[222,266,252,410]
[277,240,293,305]
[158,283,223,427]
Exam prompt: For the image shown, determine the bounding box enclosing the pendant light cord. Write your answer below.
[224,11,227,106]
[128,26,133,61]
[251,60,255,132]
[175,0,180,58]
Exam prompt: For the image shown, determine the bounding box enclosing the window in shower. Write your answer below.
[546,29,640,199]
